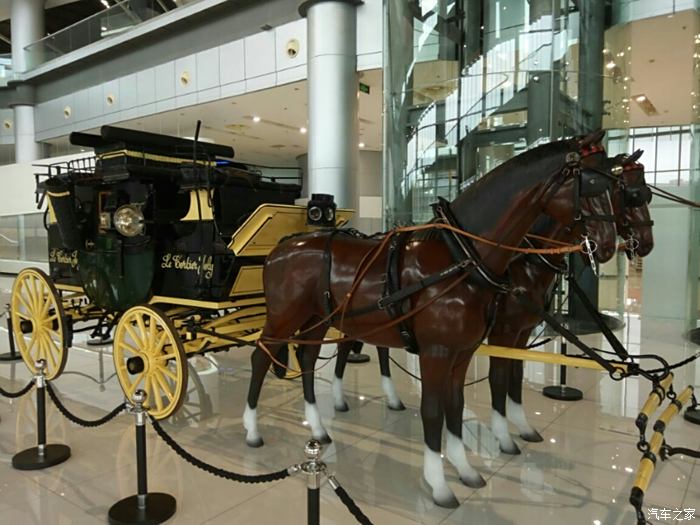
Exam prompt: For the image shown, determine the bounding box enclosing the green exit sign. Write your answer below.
[359,82,370,94]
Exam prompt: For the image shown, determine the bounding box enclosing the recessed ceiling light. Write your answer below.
[101,0,110,8]
[101,26,107,31]
[299,127,307,134]
[252,115,261,123]
[358,142,365,148]
[635,95,646,102]
[605,61,616,70]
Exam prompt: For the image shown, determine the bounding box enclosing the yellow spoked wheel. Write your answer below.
[10,268,67,380]
[284,342,302,380]
[113,305,187,420]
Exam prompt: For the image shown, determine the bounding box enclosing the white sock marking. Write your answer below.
[446,431,479,481]
[243,403,260,442]
[491,409,516,449]
[332,376,346,409]
[381,376,403,408]
[305,401,328,439]
[506,397,535,435]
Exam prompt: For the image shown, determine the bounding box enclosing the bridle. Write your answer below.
[612,160,654,257]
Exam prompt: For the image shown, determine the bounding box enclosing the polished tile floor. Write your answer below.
[0,278,699,524]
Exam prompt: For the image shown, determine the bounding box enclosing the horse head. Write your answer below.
[609,150,654,258]
[536,138,618,263]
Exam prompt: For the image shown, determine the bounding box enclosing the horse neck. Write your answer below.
[449,146,572,275]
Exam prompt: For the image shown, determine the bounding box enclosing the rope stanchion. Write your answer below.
[12,359,71,471]
[46,383,126,427]
[149,415,291,483]
[108,390,176,525]
[542,341,583,401]
[329,477,374,525]
[0,379,34,399]
[0,307,22,362]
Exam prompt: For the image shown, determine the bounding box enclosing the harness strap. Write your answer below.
[524,237,568,273]
[382,232,419,353]
[566,274,630,360]
[320,231,338,318]
[512,290,630,377]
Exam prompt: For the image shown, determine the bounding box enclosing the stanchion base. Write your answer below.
[684,408,700,425]
[12,444,71,470]
[108,493,176,525]
[543,385,583,401]
[346,353,370,364]
[0,351,22,362]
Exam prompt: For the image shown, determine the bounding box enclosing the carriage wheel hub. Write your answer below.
[126,356,145,375]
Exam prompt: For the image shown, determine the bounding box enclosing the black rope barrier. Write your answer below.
[46,383,126,427]
[149,416,291,484]
[0,380,34,399]
[330,477,374,525]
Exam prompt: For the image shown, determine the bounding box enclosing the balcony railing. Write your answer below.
[22,0,200,72]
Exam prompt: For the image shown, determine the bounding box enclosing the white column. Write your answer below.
[301,0,360,208]
[10,0,45,163]
[11,0,44,74]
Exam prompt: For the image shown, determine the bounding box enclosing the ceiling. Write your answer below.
[46,68,383,167]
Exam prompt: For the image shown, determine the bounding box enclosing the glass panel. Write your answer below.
[0,213,47,262]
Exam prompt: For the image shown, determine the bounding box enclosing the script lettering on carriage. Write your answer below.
[48,249,78,268]
[160,253,214,279]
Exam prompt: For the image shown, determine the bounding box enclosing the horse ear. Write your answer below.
[627,149,644,163]
[579,129,605,147]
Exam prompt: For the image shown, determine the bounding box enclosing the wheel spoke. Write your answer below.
[124,323,143,349]
[153,332,169,356]
[153,369,175,402]
[160,366,178,381]
[151,376,164,412]
[119,341,142,356]
[17,294,33,314]
[16,312,31,320]
[126,373,145,398]
[44,336,58,370]
[136,315,148,349]
[154,351,176,362]
[29,278,41,313]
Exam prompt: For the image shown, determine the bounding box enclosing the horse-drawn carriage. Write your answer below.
[9,125,352,419]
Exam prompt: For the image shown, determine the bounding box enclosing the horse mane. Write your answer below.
[449,139,577,237]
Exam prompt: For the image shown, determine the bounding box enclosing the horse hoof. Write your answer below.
[461,473,487,489]
[499,442,521,455]
[335,402,350,412]
[388,401,406,411]
[433,491,460,508]
[520,430,544,443]
[246,437,264,448]
[316,433,333,445]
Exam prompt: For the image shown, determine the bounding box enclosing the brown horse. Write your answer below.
[243,136,617,507]
[330,150,654,455]
[486,150,654,454]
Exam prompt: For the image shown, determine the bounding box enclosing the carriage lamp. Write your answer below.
[113,205,145,237]
[306,193,336,228]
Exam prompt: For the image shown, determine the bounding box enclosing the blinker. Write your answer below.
[624,184,652,207]
[579,170,610,198]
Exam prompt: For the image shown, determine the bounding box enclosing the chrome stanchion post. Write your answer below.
[12,359,71,470]
[0,306,22,362]
[108,390,176,525]
[301,439,325,525]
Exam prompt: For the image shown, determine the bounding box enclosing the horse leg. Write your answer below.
[419,349,458,508]
[244,315,308,447]
[444,354,486,488]
[506,333,543,443]
[488,337,521,454]
[299,327,333,443]
[332,342,352,412]
[377,346,405,410]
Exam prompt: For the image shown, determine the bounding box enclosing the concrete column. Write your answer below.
[10,0,44,163]
[13,105,42,163]
[299,0,361,208]
[11,0,44,73]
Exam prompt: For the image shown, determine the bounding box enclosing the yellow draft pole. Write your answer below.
[629,386,695,524]
[635,373,674,435]
[474,344,629,372]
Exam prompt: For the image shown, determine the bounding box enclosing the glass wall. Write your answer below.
[0,213,48,263]
[383,0,700,328]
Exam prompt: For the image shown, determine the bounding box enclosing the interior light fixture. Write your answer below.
[101,0,110,8]
[358,142,365,148]
[635,94,646,102]
[300,127,307,134]
[252,115,261,123]
[605,61,616,70]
